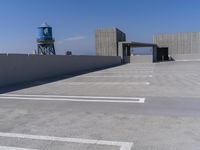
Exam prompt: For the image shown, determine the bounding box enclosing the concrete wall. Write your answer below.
[96,28,126,56]
[0,54,121,87]
[154,32,200,59]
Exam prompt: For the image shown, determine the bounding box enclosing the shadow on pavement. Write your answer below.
[0,65,123,94]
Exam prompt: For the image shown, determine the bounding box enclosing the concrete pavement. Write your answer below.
[0,61,200,150]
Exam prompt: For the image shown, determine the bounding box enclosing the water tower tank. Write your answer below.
[38,23,53,41]
[37,22,56,55]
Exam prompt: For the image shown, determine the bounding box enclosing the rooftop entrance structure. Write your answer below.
[118,41,159,63]
[95,28,169,63]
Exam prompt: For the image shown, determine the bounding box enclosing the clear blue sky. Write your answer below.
[0,0,200,55]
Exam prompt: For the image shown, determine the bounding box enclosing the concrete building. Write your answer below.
[95,28,159,63]
[96,28,126,56]
[96,28,200,63]
[154,32,200,60]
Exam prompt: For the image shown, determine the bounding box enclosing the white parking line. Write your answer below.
[81,75,153,78]
[0,132,133,150]
[91,72,153,74]
[0,94,145,103]
[64,82,150,85]
[1,94,144,100]
[0,146,38,150]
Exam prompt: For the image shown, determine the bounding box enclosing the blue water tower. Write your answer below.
[37,22,56,55]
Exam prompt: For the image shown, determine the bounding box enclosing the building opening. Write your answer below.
[118,42,157,63]
[132,47,152,56]
[156,47,169,62]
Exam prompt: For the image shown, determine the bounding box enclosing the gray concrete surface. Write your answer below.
[124,56,153,63]
[0,61,200,150]
[172,54,200,60]
[0,54,121,87]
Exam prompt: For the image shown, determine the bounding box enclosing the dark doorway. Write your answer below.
[123,46,131,57]
[157,47,169,61]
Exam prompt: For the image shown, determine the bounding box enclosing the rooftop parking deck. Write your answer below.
[0,61,200,150]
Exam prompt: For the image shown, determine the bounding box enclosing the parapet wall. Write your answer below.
[0,54,121,87]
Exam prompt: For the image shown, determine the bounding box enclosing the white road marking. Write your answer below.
[0,94,145,103]
[1,94,145,100]
[64,82,150,85]
[146,82,150,85]
[91,71,153,74]
[0,146,38,150]
[0,132,133,150]
[81,75,153,78]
